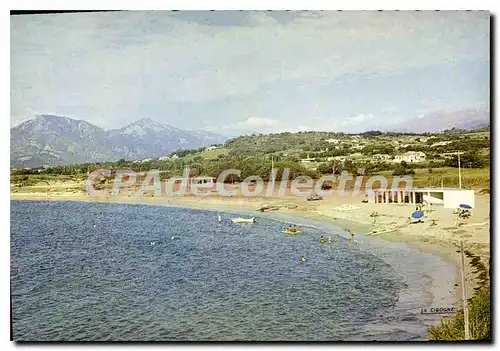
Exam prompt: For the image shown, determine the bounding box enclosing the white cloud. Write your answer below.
[199,125,217,132]
[234,117,279,133]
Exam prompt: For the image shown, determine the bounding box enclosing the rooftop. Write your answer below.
[410,187,473,192]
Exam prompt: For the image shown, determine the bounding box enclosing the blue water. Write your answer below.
[11,200,443,341]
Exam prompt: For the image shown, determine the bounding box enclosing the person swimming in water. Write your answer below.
[300,255,306,263]
[319,236,325,244]
[348,230,355,241]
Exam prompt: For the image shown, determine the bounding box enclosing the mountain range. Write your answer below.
[390,107,490,133]
[11,107,490,167]
[10,115,227,167]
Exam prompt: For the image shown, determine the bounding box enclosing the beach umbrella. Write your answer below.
[411,211,424,219]
[459,204,472,209]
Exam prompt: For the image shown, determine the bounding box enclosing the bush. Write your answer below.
[428,287,490,340]
[428,251,490,340]
[392,164,415,176]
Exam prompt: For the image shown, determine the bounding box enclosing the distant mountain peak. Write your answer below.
[135,117,162,126]
[11,114,228,167]
[118,118,179,136]
[35,114,75,123]
[390,107,490,133]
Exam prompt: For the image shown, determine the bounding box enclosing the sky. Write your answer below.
[11,11,490,135]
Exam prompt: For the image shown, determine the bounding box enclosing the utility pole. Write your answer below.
[457,151,462,189]
[459,240,470,340]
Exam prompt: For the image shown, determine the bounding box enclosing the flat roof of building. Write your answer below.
[409,187,473,192]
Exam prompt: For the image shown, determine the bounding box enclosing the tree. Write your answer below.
[392,162,415,176]
[444,151,486,168]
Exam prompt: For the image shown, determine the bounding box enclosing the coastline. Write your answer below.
[12,190,491,334]
[10,196,456,341]
[11,191,489,272]
[12,192,482,309]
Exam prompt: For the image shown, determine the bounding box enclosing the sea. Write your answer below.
[10,200,456,341]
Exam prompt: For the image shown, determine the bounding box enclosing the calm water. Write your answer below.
[11,200,436,341]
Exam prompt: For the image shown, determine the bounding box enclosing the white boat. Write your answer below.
[231,217,256,224]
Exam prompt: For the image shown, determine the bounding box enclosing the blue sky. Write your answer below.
[11,11,489,135]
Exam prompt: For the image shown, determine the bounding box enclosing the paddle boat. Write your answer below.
[283,227,301,234]
[231,217,256,224]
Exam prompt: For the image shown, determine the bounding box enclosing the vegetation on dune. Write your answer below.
[428,251,491,341]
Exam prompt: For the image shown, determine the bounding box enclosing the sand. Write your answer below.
[11,183,490,307]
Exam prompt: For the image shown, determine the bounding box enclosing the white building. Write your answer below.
[158,156,170,161]
[205,146,218,151]
[393,151,426,163]
[349,152,363,159]
[372,154,392,162]
[329,156,347,162]
[441,151,465,159]
[369,187,475,209]
[325,138,340,144]
[431,141,453,147]
[171,154,179,159]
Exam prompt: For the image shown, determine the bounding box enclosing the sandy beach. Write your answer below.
[11,182,490,304]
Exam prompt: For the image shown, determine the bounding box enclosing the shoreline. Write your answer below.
[11,196,458,341]
[11,193,473,306]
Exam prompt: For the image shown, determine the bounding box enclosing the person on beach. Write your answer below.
[319,236,325,244]
[348,230,355,241]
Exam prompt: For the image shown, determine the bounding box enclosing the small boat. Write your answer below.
[283,228,301,234]
[231,217,256,224]
[307,194,323,201]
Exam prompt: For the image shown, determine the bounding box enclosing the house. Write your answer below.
[164,176,217,194]
[431,141,453,148]
[372,154,392,162]
[325,138,340,144]
[159,156,170,161]
[300,158,319,170]
[393,151,426,163]
[300,157,316,164]
[441,151,465,159]
[349,153,363,159]
[171,154,179,159]
[350,144,364,151]
[205,146,218,151]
